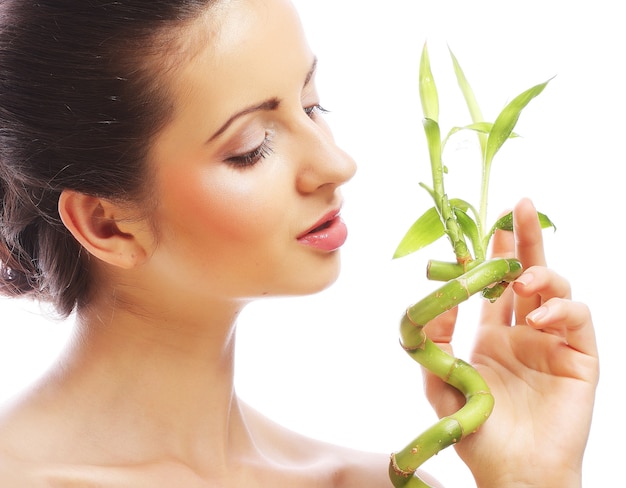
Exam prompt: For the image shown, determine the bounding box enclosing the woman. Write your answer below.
[0,0,598,486]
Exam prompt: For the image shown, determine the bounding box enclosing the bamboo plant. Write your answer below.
[388,44,554,488]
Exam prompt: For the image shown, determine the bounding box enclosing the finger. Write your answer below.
[512,266,571,302]
[480,223,515,326]
[525,297,598,358]
[513,198,547,268]
[513,198,547,322]
[423,306,458,346]
[422,362,466,418]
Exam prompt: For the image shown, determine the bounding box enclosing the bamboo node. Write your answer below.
[389,453,414,478]
[399,338,426,352]
[404,307,424,329]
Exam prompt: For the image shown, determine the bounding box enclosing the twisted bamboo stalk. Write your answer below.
[389,258,523,488]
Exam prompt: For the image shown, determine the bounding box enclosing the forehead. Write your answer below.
[169,0,312,117]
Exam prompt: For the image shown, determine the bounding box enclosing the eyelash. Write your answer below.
[305,104,329,118]
[226,135,274,168]
[225,104,329,168]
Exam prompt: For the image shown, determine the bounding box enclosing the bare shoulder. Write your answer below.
[0,453,37,487]
[241,403,442,488]
[0,401,63,487]
[0,455,101,488]
[0,396,443,488]
[0,448,207,488]
[327,447,443,488]
[0,397,117,488]
[0,456,79,488]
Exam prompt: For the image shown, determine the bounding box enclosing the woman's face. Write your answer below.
[145,0,356,302]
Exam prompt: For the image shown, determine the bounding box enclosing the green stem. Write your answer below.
[478,159,492,242]
[389,339,494,488]
[403,258,522,340]
[389,258,523,488]
[427,259,482,282]
[423,119,472,264]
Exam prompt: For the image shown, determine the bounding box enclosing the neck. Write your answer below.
[49,293,257,472]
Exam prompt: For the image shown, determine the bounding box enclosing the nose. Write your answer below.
[294,117,357,194]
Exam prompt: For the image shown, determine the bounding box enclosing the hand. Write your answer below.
[422,198,599,487]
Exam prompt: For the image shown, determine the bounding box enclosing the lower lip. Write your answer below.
[297,217,348,251]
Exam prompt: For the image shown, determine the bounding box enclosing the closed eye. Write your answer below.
[225,134,274,168]
[304,104,329,119]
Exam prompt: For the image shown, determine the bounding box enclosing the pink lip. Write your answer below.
[297,209,348,251]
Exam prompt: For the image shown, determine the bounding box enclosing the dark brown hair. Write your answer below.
[0,0,212,317]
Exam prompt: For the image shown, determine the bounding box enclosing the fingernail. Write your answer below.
[527,306,548,325]
[515,272,534,287]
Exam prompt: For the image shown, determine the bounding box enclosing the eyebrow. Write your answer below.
[304,56,318,87]
[207,57,318,142]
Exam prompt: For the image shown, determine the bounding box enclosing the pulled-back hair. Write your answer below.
[0,0,212,317]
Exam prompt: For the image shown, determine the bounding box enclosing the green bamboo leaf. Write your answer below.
[394,199,471,259]
[449,48,486,155]
[492,211,555,232]
[447,197,473,217]
[420,43,439,122]
[442,123,519,151]
[483,211,557,249]
[538,212,556,231]
[423,118,443,194]
[449,48,483,125]
[393,207,445,259]
[453,207,480,260]
[484,78,552,167]
[461,122,493,134]
[419,181,436,200]
[491,211,514,232]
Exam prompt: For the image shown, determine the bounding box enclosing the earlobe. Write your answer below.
[58,190,150,269]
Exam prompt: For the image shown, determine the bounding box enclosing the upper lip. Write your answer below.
[297,206,342,238]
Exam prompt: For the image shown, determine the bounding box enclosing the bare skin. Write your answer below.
[0,1,441,486]
[0,0,597,487]
[0,395,401,487]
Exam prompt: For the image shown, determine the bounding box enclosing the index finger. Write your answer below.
[513,198,547,268]
[513,198,547,322]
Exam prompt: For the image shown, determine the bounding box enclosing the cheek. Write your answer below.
[162,164,289,247]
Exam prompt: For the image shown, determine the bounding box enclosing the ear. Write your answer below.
[58,190,153,269]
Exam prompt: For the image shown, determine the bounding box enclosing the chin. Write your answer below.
[300,261,342,295]
[269,254,342,298]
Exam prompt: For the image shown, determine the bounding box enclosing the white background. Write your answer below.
[1,1,622,486]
